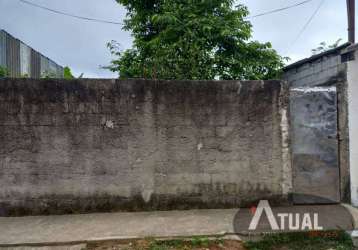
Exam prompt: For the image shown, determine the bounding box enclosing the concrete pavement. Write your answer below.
[0,204,358,247]
[0,209,237,246]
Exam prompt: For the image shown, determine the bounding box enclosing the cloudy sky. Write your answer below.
[0,0,352,78]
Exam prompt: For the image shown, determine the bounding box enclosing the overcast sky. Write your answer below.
[0,0,353,78]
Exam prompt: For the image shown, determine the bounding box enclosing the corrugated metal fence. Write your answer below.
[0,30,63,78]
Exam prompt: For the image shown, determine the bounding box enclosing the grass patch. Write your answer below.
[86,232,354,250]
[146,236,222,250]
[244,231,354,250]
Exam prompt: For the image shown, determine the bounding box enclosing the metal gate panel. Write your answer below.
[290,86,340,204]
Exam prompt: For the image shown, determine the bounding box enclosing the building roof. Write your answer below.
[283,42,352,71]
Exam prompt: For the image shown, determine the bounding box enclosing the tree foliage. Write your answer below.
[64,66,75,79]
[0,66,9,77]
[312,39,342,55]
[64,66,84,79]
[107,0,285,80]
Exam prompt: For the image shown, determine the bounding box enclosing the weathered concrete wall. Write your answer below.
[283,52,345,88]
[347,48,358,206]
[0,79,290,215]
[336,69,351,203]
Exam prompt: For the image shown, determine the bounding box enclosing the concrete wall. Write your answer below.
[0,79,291,215]
[0,31,6,68]
[283,52,345,88]
[20,42,31,77]
[347,49,358,206]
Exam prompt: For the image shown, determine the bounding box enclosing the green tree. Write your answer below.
[312,39,342,55]
[64,66,84,79]
[64,66,75,79]
[0,66,9,77]
[107,0,285,80]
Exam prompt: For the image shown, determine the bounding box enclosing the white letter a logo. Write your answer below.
[249,200,279,230]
